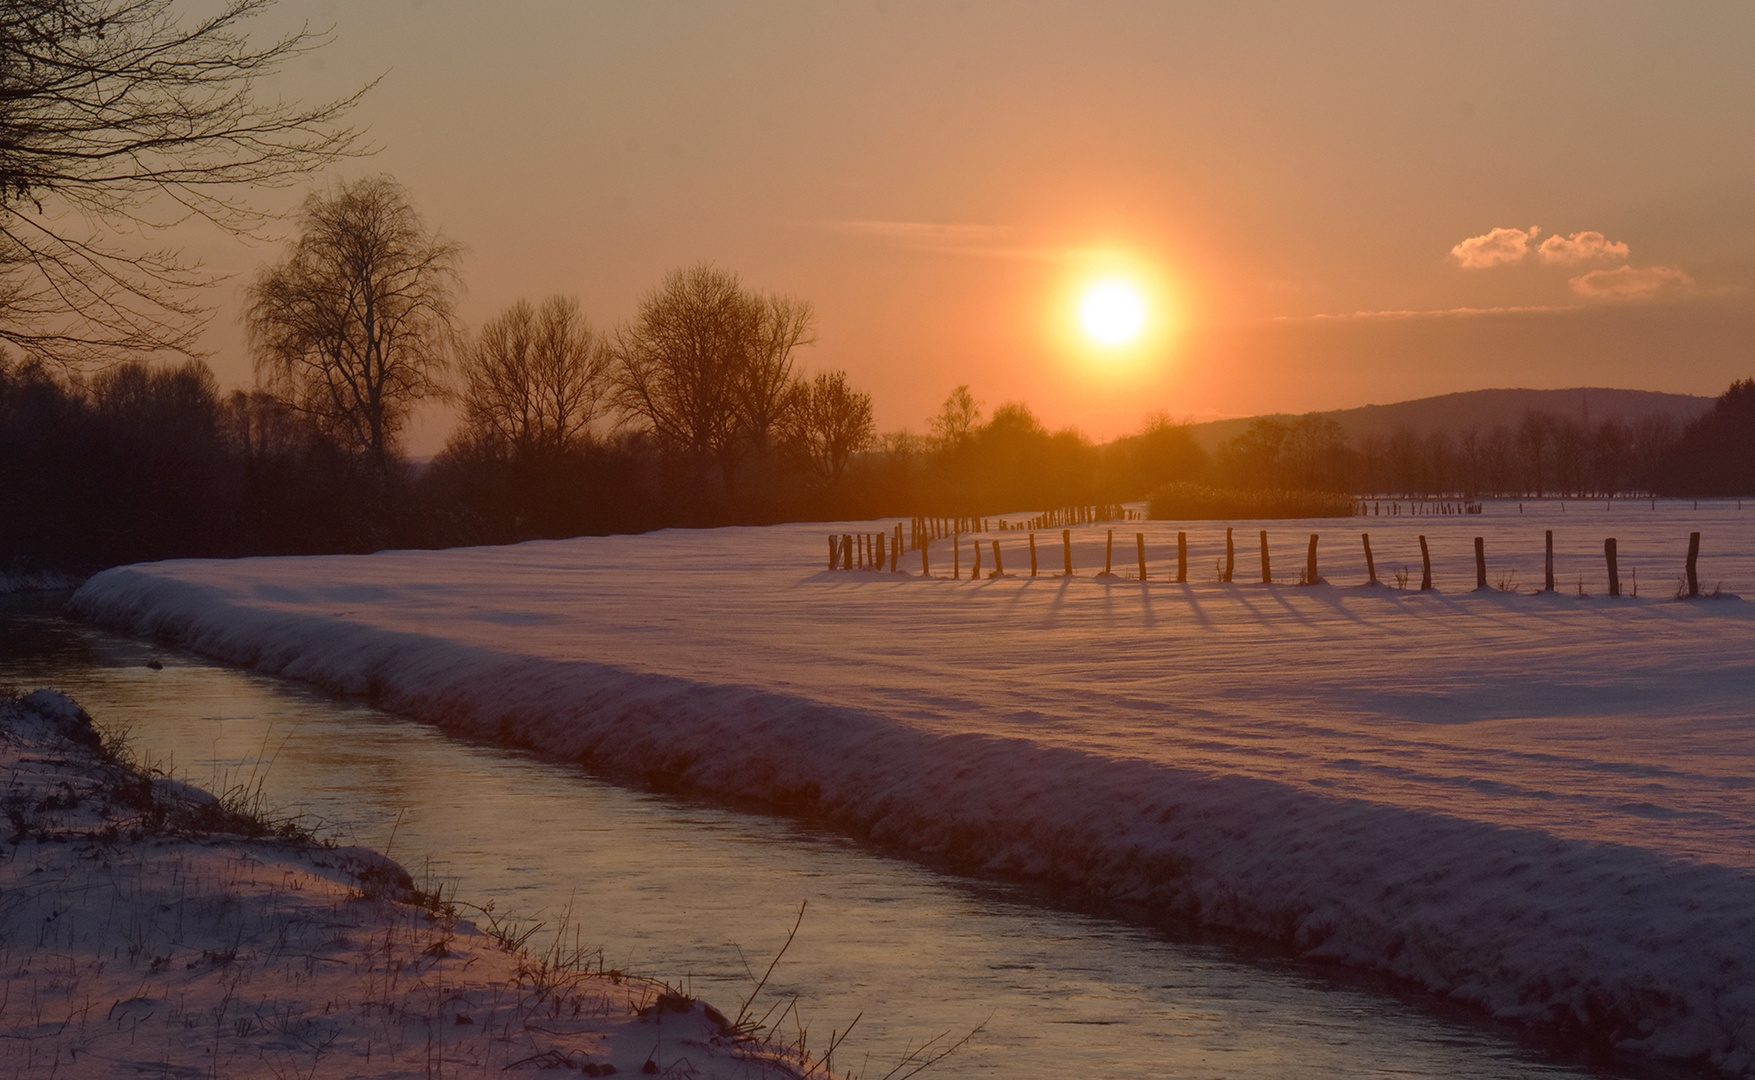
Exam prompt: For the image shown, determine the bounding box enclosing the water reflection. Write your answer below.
[0,593,1684,1079]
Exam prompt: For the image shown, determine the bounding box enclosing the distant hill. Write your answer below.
[1185,388,1714,451]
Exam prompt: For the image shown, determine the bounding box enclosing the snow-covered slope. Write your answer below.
[73,500,1755,1074]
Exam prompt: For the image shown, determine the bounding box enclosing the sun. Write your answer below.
[1078,278,1148,346]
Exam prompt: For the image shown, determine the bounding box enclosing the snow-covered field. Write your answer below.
[72,499,1755,1074]
[0,690,827,1079]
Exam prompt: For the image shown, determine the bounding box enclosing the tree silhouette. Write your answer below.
[929,385,981,448]
[613,263,813,495]
[789,370,873,486]
[453,296,611,465]
[247,176,459,483]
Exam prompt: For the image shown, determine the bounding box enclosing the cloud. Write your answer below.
[1450,226,1540,269]
[817,219,1105,262]
[1569,264,1693,301]
[824,220,1021,245]
[1277,303,1573,323]
[1537,231,1630,265]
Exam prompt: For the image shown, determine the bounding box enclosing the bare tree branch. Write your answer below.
[0,0,371,363]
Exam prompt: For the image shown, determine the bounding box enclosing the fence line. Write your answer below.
[826,522,1717,597]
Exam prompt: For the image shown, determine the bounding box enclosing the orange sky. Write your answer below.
[177,1,1755,453]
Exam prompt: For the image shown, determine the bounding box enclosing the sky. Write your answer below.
[176,1,1755,453]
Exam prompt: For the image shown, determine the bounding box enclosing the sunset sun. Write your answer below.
[1078,278,1148,346]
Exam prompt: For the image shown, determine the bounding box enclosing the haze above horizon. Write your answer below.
[188,1,1755,453]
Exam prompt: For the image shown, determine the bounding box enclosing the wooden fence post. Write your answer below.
[1605,537,1620,597]
[1029,533,1038,577]
[1419,534,1432,591]
[891,528,900,572]
[1137,533,1147,580]
[1177,531,1188,583]
[1362,532,1377,585]
[1474,536,1487,590]
[1545,529,1555,592]
[973,536,982,578]
[875,532,885,573]
[1105,529,1114,575]
[843,534,853,571]
[1260,530,1271,583]
[953,532,961,579]
[1306,533,1319,585]
[1687,531,1701,597]
[1063,529,1073,576]
[921,543,930,577]
[1224,527,1235,582]
[992,540,1004,576]
[829,534,839,571]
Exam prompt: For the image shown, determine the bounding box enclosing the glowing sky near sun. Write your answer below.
[176,1,1755,452]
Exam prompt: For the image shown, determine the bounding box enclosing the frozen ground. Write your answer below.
[0,690,831,1079]
[71,499,1755,1075]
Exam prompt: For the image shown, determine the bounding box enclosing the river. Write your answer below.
[0,591,1689,1079]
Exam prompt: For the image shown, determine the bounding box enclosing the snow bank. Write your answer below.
[71,504,1755,1074]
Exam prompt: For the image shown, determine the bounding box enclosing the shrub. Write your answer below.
[1147,482,1357,520]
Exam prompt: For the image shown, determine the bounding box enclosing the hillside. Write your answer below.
[1186,388,1713,450]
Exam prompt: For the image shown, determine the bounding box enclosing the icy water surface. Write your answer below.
[0,593,1695,1080]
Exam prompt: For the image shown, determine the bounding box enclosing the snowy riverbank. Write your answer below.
[70,504,1755,1075]
[0,689,828,1079]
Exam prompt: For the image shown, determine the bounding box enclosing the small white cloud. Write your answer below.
[1450,226,1540,269]
[1569,264,1693,300]
[1537,231,1630,265]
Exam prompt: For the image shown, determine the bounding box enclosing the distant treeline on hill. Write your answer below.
[4,355,1755,578]
[1193,381,1753,499]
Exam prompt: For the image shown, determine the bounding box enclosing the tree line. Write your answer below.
[7,322,1755,579]
[3,3,1753,578]
[1206,409,1685,498]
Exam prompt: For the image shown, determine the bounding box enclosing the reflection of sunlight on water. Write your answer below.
[0,594,1655,1080]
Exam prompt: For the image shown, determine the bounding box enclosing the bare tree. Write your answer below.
[613,263,814,492]
[929,385,982,448]
[789,369,874,486]
[0,0,368,363]
[246,176,459,480]
[738,293,814,452]
[452,296,611,464]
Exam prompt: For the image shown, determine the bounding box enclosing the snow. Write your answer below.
[69,498,1755,1074]
[0,690,833,1079]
